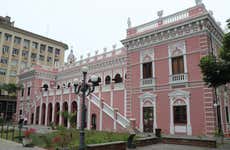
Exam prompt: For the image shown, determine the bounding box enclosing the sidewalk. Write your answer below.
[0,139,45,150]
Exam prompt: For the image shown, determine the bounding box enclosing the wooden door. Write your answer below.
[143,107,154,132]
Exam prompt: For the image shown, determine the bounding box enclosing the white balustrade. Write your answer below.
[140,78,155,87]
[102,85,111,92]
[49,89,54,96]
[43,91,48,96]
[56,89,62,95]
[114,83,124,90]
[103,103,114,118]
[136,9,189,34]
[170,73,188,84]
[63,88,70,94]
[90,94,100,107]
[117,112,130,128]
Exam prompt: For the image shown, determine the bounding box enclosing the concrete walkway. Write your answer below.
[0,139,45,150]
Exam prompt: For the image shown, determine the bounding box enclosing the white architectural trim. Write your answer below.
[87,96,91,130]
[140,49,155,79]
[168,41,187,76]
[77,97,81,129]
[168,89,192,135]
[139,92,157,132]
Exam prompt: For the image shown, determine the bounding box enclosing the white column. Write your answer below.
[153,103,157,132]
[87,96,91,130]
[52,102,55,122]
[139,100,143,132]
[186,99,192,135]
[59,91,63,126]
[77,96,81,129]
[67,98,71,128]
[110,82,114,107]
[39,99,42,125]
[33,103,36,125]
[99,84,103,131]
[45,95,48,126]
[170,99,174,134]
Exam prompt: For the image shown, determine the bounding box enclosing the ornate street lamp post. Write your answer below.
[73,66,98,150]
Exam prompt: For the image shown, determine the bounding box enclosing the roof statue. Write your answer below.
[67,46,76,64]
[157,10,163,18]
[127,17,132,28]
[195,0,202,5]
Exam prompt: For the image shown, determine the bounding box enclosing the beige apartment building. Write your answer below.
[0,16,68,84]
[0,16,68,121]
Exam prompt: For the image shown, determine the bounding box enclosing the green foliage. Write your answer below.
[0,83,22,96]
[199,18,230,88]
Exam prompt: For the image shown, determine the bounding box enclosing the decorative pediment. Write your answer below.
[140,49,154,63]
[168,41,185,57]
[168,89,190,100]
[140,92,156,102]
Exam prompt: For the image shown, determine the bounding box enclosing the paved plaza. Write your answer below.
[134,143,230,150]
[0,139,45,150]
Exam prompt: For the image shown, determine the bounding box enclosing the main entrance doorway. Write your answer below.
[143,107,154,132]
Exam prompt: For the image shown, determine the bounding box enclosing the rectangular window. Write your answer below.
[47,56,52,62]
[11,60,18,66]
[14,37,21,44]
[48,46,53,53]
[10,70,17,77]
[21,61,27,69]
[0,69,7,75]
[31,53,37,61]
[40,44,46,52]
[2,45,9,54]
[39,55,45,61]
[173,105,187,124]
[23,39,30,49]
[142,62,152,79]
[22,50,28,57]
[32,42,38,49]
[4,33,12,41]
[27,87,30,96]
[55,48,60,56]
[0,57,8,64]
[21,88,24,97]
[172,56,184,74]
[12,48,19,56]
[226,106,229,123]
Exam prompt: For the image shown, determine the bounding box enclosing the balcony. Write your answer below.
[169,73,188,84]
[140,78,155,89]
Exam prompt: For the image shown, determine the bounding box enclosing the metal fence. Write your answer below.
[0,122,24,142]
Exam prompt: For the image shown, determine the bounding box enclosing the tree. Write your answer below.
[199,19,230,135]
[0,83,22,96]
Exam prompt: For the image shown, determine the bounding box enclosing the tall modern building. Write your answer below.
[0,16,68,120]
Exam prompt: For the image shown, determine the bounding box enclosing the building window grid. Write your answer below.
[142,62,153,79]
[48,46,53,53]
[14,37,21,44]
[0,57,8,64]
[0,69,7,75]
[55,48,60,56]
[32,42,38,49]
[23,39,30,49]
[173,105,187,124]
[2,46,9,55]
[4,33,12,41]
[172,56,184,75]
[12,48,19,56]
[225,106,229,123]
[27,87,31,96]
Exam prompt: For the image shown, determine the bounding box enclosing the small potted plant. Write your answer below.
[22,128,36,147]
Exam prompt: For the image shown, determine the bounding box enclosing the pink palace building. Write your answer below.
[17,1,230,137]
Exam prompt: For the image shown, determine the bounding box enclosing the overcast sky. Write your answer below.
[0,0,229,61]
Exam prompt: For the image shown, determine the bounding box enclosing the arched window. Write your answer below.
[105,76,111,85]
[91,114,97,130]
[94,77,101,86]
[67,82,71,88]
[43,84,48,91]
[114,74,122,83]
